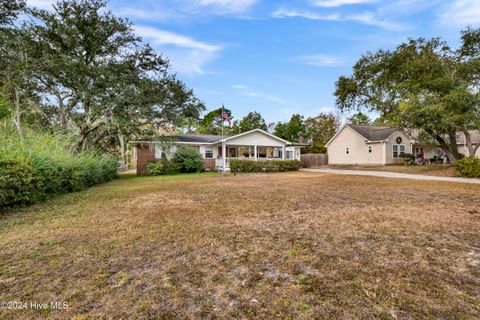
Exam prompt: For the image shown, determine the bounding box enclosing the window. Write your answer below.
[345,147,350,154]
[368,145,373,153]
[286,150,293,159]
[393,144,405,158]
[204,148,213,159]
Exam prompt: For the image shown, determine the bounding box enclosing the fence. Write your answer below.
[300,153,328,168]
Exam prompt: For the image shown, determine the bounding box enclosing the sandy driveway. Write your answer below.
[302,168,480,184]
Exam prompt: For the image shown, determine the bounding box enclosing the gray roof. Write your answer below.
[168,134,226,143]
[347,124,399,141]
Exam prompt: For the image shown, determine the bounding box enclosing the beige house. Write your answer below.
[327,125,480,165]
[326,124,413,165]
[415,130,480,160]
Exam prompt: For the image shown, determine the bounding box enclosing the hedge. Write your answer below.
[230,159,302,173]
[0,129,118,210]
[454,157,480,178]
[146,159,181,176]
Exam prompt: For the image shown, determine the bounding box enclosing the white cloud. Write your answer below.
[272,8,341,21]
[348,12,402,30]
[194,0,257,13]
[135,26,222,75]
[296,54,343,67]
[311,0,376,7]
[438,0,480,27]
[232,85,288,104]
[378,0,442,16]
[272,8,403,30]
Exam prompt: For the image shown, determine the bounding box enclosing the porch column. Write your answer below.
[254,145,257,161]
[282,146,286,160]
[222,142,226,173]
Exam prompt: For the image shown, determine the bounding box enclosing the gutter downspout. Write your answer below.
[382,141,387,165]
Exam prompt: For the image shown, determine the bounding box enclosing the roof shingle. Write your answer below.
[347,124,399,141]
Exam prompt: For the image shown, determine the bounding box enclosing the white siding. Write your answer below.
[225,131,285,147]
[155,144,217,160]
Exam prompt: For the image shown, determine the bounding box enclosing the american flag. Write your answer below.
[221,110,231,126]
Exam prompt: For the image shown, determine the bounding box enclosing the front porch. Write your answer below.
[214,144,300,171]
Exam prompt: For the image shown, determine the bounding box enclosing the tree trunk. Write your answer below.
[13,88,23,140]
[447,129,460,161]
[118,133,127,166]
[55,93,68,130]
[462,128,476,158]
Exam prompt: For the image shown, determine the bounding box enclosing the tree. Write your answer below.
[304,113,340,153]
[0,0,25,25]
[334,28,480,159]
[28,0,204,158]
[347,112,371,125]
[198,107,233,135]
[274,114,307,142]
[0,1,42,138]
[237,111,267,133]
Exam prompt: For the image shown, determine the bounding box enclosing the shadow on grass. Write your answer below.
[1,172,220,227]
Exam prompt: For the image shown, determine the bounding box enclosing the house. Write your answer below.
[131,128,307,175]
[326,124,412,165]
[326,124,480,165]
[412,130,480,160]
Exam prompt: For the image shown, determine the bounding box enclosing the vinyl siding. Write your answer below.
[225,131,285,147]
[327,126,384,165]
[385,131,413,164]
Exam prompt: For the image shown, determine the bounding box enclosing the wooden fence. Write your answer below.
[300,153,328,168]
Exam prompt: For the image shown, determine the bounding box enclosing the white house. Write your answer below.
[132,128,307,175]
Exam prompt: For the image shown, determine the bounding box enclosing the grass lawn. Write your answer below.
[1,172,479,319]
[329,164,457,177]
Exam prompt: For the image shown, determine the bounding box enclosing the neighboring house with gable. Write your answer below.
[326,124,480,165]
[326,124,412,165]
[131,128,307,175]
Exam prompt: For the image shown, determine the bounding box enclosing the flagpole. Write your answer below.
[221,105,225,176]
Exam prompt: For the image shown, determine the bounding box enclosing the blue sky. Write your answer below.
[29,0,480,123]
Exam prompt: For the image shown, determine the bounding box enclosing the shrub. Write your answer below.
[230,160,302,173]
[0,129,118,210]
[0,157,43,207]
[146,159,181,176]
[399,153,415,165]
[454,157,480,178]
[172,147,204,173]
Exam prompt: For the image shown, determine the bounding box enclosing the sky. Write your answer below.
[28,0,480,124]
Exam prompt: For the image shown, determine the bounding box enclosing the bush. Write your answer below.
[399,153,415,165]
[454,157,480,178]
[0,129,118,210]
[172,147,204,173]
[146,159,181,176]
[230,160,302,173]
[0,158,43,207]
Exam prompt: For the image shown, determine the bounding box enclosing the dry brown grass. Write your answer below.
[330,164,457,177]
[1,172,479,319]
